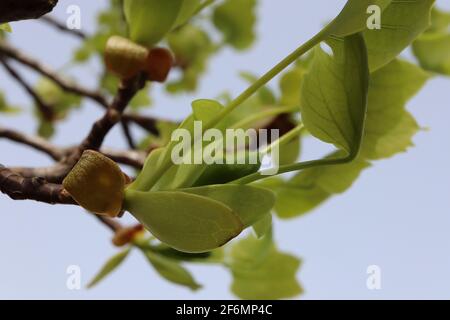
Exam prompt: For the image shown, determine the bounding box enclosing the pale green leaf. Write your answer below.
[300,33,369,156]
[363,0,434,71]
[274,155,369,218]
[413,32,450,75]
[327,0,392,37]
[212,0,257,50]
[174,0,203,28]
[124,190,243,253]
[0,24,11,32]
[182,185,275,228]
[361,59,430,159]
[143,249,201,290]
[252,213,272,239]
[87,248,131,288]
[123,0,183,46]
[229,234,302,300]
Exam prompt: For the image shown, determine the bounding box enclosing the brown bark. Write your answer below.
[0,0,58,24]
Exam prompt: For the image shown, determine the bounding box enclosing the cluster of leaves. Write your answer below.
[2,0,450,299]
[82,0,450,300]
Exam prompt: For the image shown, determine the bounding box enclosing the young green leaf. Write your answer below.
[0,23,11,32]
[174,0,203,28]
[212,0,257,50]
[327,0,392,37]
[361,59,430,159]
[229,234,302,300]
[123,0,183,46]
[273,154,369,218]
[300,33,369,157]
[252,213,272,239]
[181,185,275,228]
[142,249,202,290]
[363,0,434,71]
[124,190,243,253]
[87,248,131,288]
[412,7,450,75]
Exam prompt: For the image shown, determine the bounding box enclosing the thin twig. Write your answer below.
[40,15,86,39]
[0,58,55,121]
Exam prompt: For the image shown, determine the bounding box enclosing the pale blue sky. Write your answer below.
[1,0,449,299]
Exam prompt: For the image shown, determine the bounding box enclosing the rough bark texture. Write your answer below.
[0,0,58,24]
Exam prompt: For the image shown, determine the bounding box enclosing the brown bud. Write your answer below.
[112,224,144,247]
[63,150,126,217]
[105,36,149,80]
[144,47,174,82]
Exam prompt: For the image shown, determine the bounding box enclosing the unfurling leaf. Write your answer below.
[124,190,243,253]
[87,248,131,288]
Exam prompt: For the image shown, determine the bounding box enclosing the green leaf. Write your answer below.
[174,0,203,28]
[123,0,183,46]
[149,244,225,263]
[279,66,305,108]
[252,213,272,239]
[361,59,430,159]
[0,91,20,114]
[212,0,257,50]
[87,248,131,288]
[413,32,450,75]
[327,0,392,37]
[124,189,243,253]
[0,24,11,32]
[411,7,450,75]
[229,234,302,300]
[363,0,434,71]
[182,185,275,228]
[192,99,224,122]
[300,33,369,156]
[274,154,370,218]
[142,249,202,290]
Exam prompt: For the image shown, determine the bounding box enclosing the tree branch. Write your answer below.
[0,57,55,121]
[0,0,58,24]
[40,15,87,39]
[0,40,160,135]
[0,126,146,169]
[0,165,74,204]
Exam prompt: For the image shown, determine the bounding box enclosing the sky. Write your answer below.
[0,0,450,299]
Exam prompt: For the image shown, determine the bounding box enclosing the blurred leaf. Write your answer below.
[123,0,182,46]
[412,7,450,76]
[149,244,225,263]
[0,91,20,114]
[252,213,272,239]
[142,249,202,290]
[87,248,131,288]
[279,65,305,108]
[229,234,302,300]
[167,24,216,92]
[0,23,11,32]
[274,153,370,218]
[361,59,430,159]
[213,0,257,50]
